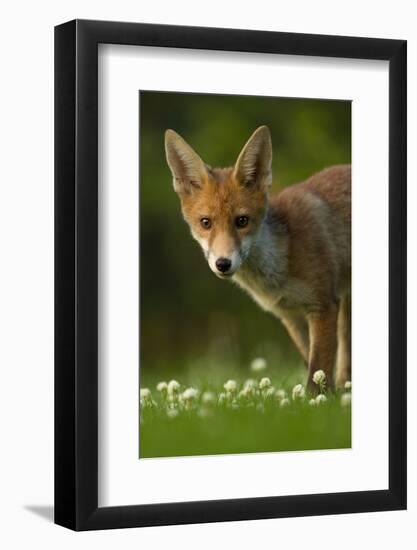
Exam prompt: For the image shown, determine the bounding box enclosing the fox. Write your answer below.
[164,126,351,392]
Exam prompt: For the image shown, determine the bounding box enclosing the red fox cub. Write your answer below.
[165,126,351,392]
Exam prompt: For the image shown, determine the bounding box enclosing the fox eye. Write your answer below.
[236,215,249,228]
[200,217,212,229]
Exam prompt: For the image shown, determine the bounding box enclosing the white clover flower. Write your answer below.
[180,387,199,410]
[263,387,276,400]
[309,398,318,407]
[182,387,199,402]
[344,380,352,391]
[156,381,168,394]
[259,377,272,390]
[140,387,156,409]
[241,379,257,398]
[224,379,238,393]
[244,378,258,391]
[167,379,180,395]
[166,408,179,419]
[280,398,290,408]
[292,384,305,401]
[218,392,227,405]
[140,388,152,400]
[315,394,327,405]
[238,388,250,400]
[341,393,352,407]
[250,357,267,372]
[312,370,326,386]
[275,389,287,401]
[167,393,178,405]
[201,391,216,405]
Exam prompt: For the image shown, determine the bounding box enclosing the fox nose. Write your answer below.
[215,257,232,273]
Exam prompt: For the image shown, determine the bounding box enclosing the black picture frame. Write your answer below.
[55,19,407,531]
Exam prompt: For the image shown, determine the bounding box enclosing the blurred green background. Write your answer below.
[140,91,351,385]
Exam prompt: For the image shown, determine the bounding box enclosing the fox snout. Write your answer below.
[194,229,242,277]
[210,255,237,277]
[215,258,231,273]
[207,246,242,278]
[197,228,248,277]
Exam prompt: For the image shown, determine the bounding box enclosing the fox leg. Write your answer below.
[280,314,309,366]
[335,292,351,388]
[306,304,338,393]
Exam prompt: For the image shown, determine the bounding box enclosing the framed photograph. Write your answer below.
[55,19,406,530]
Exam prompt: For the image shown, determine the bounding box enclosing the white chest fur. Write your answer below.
[232,222,313,316]
[233,223,286,313]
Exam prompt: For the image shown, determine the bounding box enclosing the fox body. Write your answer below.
[165,126,351,391]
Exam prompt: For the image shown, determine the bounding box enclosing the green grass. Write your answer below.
[139,367,351,458]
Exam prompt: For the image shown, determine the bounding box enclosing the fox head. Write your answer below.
[164,126,272,278]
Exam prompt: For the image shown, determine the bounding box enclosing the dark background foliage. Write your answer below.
[140,91,351,379]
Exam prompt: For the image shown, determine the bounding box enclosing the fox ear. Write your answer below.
[233,126,272,190]
[165,129,208,194]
